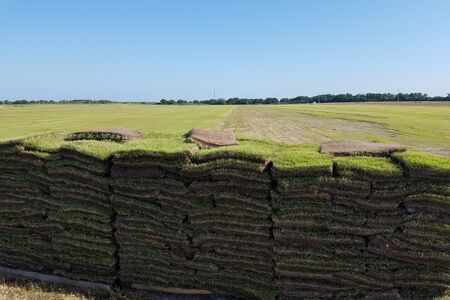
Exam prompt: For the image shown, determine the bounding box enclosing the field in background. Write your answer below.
[0,102,449,153]
[223,103,450,153]
[0,104,233,140]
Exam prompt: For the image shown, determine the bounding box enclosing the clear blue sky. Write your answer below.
[1,0,449,101]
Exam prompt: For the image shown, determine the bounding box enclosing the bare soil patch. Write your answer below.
[320,141,406,156]
[188,128,238,148]
[420,148,450,157]
[222,106,401,144]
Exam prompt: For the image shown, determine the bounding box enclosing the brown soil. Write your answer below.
[222,106,401,144]
[420,147,450,157]
[320,140,406,155]
[110,165,163,178]
[188,128,238,148]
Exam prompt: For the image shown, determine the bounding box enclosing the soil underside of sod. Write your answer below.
[0,131,449,299]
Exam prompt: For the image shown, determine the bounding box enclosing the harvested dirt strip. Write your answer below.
[222,106,402,144]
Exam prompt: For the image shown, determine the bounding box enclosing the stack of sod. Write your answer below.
[0,140,53,272]
[2,131,449,299]
[110,138,198,289]
[185,140,276,300]
[271,145,349,299]
[375,150,450,299]
[329,156,406,298]
[45,146,117,284]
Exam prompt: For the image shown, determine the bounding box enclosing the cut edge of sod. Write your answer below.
[392,150,450,177]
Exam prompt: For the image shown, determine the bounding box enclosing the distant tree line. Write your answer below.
[1,93,449,105]
[158,93,449,105]
[0,99,134,105]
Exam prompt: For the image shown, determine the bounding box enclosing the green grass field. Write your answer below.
[0,102,449,155]
[0,104,233,140]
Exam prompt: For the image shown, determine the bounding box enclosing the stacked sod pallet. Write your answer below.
[329,156,407,298]
[185,140,276,300]
[271,145,351,299]
[0,140,53,272]
[110,138,199,289]
[2,131,450,299]
[272,147,450,299]
[45,146,117,284]
[377,150,450,299]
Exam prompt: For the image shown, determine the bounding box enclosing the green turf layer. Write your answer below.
[393,149,450,179]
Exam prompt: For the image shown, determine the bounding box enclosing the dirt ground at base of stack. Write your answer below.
[0,277,241,300]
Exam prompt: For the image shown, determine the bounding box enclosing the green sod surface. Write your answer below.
[393,149,450,179]
[333,156,403,179]
[271,144,333,173]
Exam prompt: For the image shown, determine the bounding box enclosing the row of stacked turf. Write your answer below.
[45,148,117,284]
[182,146,274,299]
[110,141,276,299]
[0,142,117,285]
[0,139,449,299]
[106,145,450,299]
[0,141,52,272]
[272,150,450,299]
